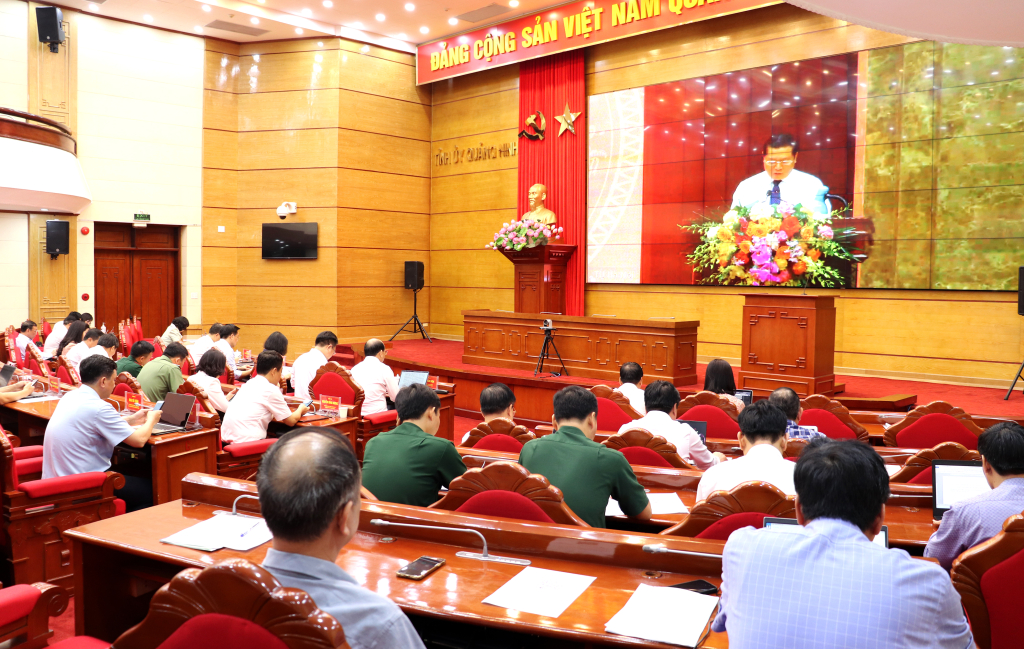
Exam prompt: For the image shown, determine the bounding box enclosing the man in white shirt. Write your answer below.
[349,339,398,416]
[188,323,221,364]
[617,380,725,469]
[65,329,109,374]
[731,134,830,215]
[221,350,309,444]
[15,320,37,360]
[43,355,162,511]
[213,324,242,378]
[696,399,795,502]
[43,314,78,357]
[291,331,338,401]
[614,362,646,415]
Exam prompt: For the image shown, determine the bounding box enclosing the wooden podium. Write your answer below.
[738,294,837,397]
[499,244,576,315]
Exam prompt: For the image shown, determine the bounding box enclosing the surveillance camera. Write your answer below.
[276,201,297,219]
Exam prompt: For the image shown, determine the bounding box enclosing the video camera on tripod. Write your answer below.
[535,319,568,377]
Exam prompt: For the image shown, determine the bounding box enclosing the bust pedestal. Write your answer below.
[498,244,576,315]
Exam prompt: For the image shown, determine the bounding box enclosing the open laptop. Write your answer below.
[0,363,15,387]
[932,459,989,520]
[150,392,197,434]
[734,389,753,406]
[397,370,430,390]
[678,419,708,445]
[764,516,889,548]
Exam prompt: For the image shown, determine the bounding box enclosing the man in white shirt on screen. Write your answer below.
[189,323,221,364]
[617,381,726,470]
[43,313,78,358]
[349,339,398,416]
[731,134,830,215]
[614,362,646,415]
[221,351,309,443]
[696,399,796,502]
[292,331,338,401]
[213,324,243,378]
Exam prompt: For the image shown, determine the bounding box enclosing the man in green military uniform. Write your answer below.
[362,383,466,506]
[137,342,188,403]
[519,385,652,528]
[116,340,154,378]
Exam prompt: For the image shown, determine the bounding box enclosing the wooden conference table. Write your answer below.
[69,474,729,648]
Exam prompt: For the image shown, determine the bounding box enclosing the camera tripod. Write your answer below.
[534,327,568,377]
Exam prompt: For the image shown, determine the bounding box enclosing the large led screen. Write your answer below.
[587,42,1024,290]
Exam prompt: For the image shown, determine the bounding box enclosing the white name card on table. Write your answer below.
[606,492,689,517]
[482,566,596,618]
[160,511,273,552]
[884,464,901,477]
[605,583,720,647]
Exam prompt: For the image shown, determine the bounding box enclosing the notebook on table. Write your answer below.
[150,392,197,435]
[764,516,889,548]
[932,459,988,520]
[0,363,15,387]
[397,370,430,390]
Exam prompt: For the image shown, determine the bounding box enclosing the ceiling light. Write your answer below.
[509,0,519,6]
[301,8,312,16]
[143,14,153,22]
[419,25,428,33]
[448,17,458,25]
[323,0,333,6]
[405,2,415,10]
[375,13,385,21]
[194,26,204,33]
[257,0,264,3]
[350,21,364,29]
[251,16,259,24]
[295,27,304,34]
[88,2,99,10]
[201,4,211,11]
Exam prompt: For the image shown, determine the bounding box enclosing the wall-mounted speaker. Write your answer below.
[45,220,69,256]
[404,261,424,290]
[36,7,64,53]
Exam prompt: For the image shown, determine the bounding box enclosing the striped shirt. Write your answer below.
[925,477,1024,569]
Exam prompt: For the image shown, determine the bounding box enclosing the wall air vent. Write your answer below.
[455,3,512,23]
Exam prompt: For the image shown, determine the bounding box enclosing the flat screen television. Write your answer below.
[262,223,318,260]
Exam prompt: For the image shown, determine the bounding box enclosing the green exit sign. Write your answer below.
[134,213,151,222]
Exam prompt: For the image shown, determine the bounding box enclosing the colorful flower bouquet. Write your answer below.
[486,219,563,251]
[684,202,857,287]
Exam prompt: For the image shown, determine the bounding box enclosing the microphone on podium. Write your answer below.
[370,519,531,566]
[643,544,721,559]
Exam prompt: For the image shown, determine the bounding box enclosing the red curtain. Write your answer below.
[518,50,586,316]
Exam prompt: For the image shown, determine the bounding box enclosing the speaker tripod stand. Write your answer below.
[534,327,568,377]
[1005,359,1024,400]
[389,288,432,342]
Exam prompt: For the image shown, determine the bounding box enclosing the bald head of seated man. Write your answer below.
[349,338,398,416]
[258,429,426,649]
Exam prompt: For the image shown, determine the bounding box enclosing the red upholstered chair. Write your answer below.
[660,481,795,538]
[55,364,76,387]
[797,395,869,442]
[952,513,1024,649]
[0,433,123,593]
[678,390,740,418]
[430,461,589,526]
[113,372,143,399]
[1,425,44,483]
[152,337,163,357]
[460,418,536,449]
[0,580,68,649]
[588,385,641,430]
[28,358,44,377]
[883,401,984,449]
[474,434,524,453]
[694,511,769,541]
[888,442,980,484]
[601,428,690,468]
[50,559,349,649]
[41,319,52,338]
[681,404,741,438]
[311,363,397,459]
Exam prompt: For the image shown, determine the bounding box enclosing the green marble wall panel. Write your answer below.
[932,238,1024,290]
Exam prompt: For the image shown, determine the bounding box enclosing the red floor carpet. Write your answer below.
[391,339,1024,418]
[50,596,74,643]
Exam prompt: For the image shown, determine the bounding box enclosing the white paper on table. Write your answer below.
[160,511,271,552]
[18,395,62,403]
[605,498,625,517]
[482,566,596,618]
[605,583,720,647]
[884,464,901,477]
[606,493,689,517]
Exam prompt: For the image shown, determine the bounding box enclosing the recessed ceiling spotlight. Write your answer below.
[300,8,312,16]
[251,16,259,24]
[201,4,211,10]
[509,0,519,6]
[194,25,204,33]
[295,27,304,34]
[375,13,385,21]
[323,0,333,6]
[350,21,364,29]
[448,17,458,25]
[143,14,153,22]
[88,2,99,10]
[419,25,429,33]
[404,2,415,10]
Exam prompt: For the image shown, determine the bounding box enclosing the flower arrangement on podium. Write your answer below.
[486,219,564,251]
[684,202,857,287]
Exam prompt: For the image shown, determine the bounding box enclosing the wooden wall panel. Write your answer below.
[431,169,517,214]
[429,209,517,250]
[337,287,431,326]
[339,89,431,141]
[336,169,429,213]
[337,249,429,287]
[28,215,77,324]
[203,91,237,131]
[202,169,236,208]
[201,247,236,287]
[234,248,338,287]
[235,208,339,247]
[201,208,237,243]
[238,51,341,93]
[431,250,512,288]
[238,90,339,131]
[236,286,337,328]
[200,286,237,324]
[431,90,518,142]
[236,169,338,209]
[338,131,431,178]
[430,130,520,178]
[203,128,237,170]
[430,287,513,331]
[237,129,339,170]
[432,64,519,105]
[335,209,429,250]
[337,53,428,104]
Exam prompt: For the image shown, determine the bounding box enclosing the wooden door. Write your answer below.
[132,252,176,339]
[28,214,77,324]
[94,251,131,330]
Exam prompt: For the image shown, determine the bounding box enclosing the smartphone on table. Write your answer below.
[396,556,446,581]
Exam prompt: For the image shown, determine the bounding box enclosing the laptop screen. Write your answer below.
[160,392,196,426]
[0,363,15,388]
[734,389,753,406]
[398,370,430,390]
[763,517,889,548]
[678,419,708,444]
[933,461,988,514]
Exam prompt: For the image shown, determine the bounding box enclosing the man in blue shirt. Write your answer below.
[713,437,973,648]
[731,134,830,215]
[259,428,425,649]
[768,387,824,440]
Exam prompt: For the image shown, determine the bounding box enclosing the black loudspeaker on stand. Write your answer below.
[1005,267,1024,400]
[390,261,431,342]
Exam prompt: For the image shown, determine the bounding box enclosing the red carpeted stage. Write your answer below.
[385,339,1024,421]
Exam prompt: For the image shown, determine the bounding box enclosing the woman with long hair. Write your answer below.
[58,321,89,357]
[703,358,745,412]
[190,348,234,415]
[262,331,291,381]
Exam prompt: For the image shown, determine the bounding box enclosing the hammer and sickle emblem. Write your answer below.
[518,110,546,141]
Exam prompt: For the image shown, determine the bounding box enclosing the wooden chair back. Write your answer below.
[951,513,1024,649]
[310,362,364,418]
[588,385,642,428]
[3,326,19,367]
[113,372,143,396]
[883,401,984,448]
[888,442,980,483]
[110,559,349,649]
[56,356,80,386]
[678,391,740,420]
[601,428,691,468]
[660,481,796,537]
[799,394,869,442]
[461,418,536,448]
[23,343,51,377]
[179,379,221,426]
[430,461,589,526]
